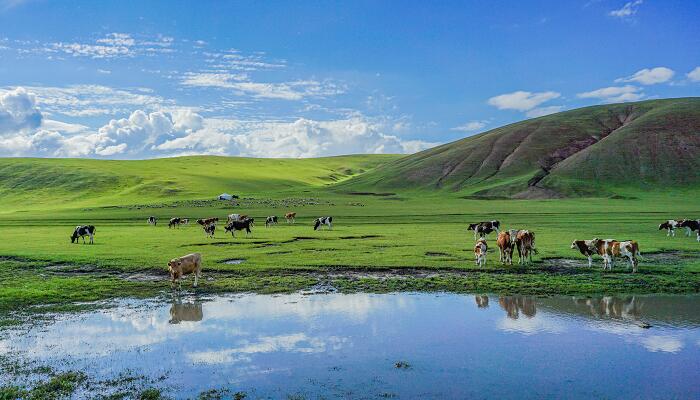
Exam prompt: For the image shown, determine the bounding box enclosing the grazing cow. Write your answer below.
[225,219,253,238]
[593,239,641,272]
[71,225,95,244]
[202,223,216,238]
[197,217,219,226]
[285,212,297,224]
[570,239,598,267]
[227,214,243,223]
[514,230,536,264]
[313,216,333,231]
[474,238,488,267]
[181,218,189,225]
[266,216,278,227]
[658,219,682,237]
[169,217,182,229]
[679,219,700,241]
[167,253,202,289]
[496,231,515,265]
[147,216,157,226]
[468,220,501,239]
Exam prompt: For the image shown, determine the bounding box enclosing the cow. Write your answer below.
[147,216,157,226]
[679,219,700,241]
[658,219,682,237]
[593,239,641,272]
[313,216,333,231]
[570,239,598,267]
[227,214,242,223]
[514,230,536,264]
[468,220,501,239]
[71,225,95,244]
[181,218,189,225]
[168,217,182,229]
[474,238,488,267]
[496,230,514,265]
[202,223,216,238]
[285,212,297,224]
[265,216,278,227]
[225,219,253,238]
[197,217,219,226]
[167,253,202,289]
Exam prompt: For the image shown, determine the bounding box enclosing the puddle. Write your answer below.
[222,259,245,265]
[1,293,698,398]
[338,235,382,240]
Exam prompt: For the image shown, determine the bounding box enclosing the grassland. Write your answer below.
[0,155,699,315]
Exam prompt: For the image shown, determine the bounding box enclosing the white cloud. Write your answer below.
[687,67,700,82]
[181,72,344,100]
[609,0,643,18]
[0,87,42,134]
[487,91,561,111]
[525,105,564,118]
[641,335,683,353]
[577,85,644,103]
[47,33,174,59]
[451,120,488,132]
[615,67,674,85]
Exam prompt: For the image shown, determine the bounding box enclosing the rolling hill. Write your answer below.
[340,98,700,198]
[0,155,399,211]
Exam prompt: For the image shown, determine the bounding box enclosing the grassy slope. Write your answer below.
[0,154,399,212]
[338,98,700,198]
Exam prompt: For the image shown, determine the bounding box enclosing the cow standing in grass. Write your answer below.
[514,230,536,264]
[592,238,641,273]
[474,238,488,267]
[147,216,157,226]
[168,253,202,289]
[285,212,297,224]
[225,218,253,238]
[197,217,218,226]
[169,217,182,229]
[314,216,333,231]
[679,219,700,242]
[658,219,682,237]
[496,231,514,265]
[71,225,95,244]
[265,216,278,227]
[202,223,216,238]
[468,220,500,239]
[571,239,597,267]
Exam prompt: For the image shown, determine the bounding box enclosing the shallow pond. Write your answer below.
[2,292,700,399]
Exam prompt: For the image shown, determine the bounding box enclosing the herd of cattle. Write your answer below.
[68,215,700,288]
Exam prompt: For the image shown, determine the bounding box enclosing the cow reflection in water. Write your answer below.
[169,302,203,324]
[498,296,537,319]
[474,295,489,308]
[574,296,641,320]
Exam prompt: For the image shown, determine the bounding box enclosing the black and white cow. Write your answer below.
[225,219,253,237]
[313,216,333,231]
[169,217,182,229]
[468,220,500,239]
[265,216,278,227]
[679,219,700,241]
[202,223,216,238]
[71,225,96,244]
[147,216,157,226]
[658,219,685,237]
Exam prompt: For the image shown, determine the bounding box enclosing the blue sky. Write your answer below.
[0,0,698,158]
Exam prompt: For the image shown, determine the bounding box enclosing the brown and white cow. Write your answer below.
[570,239,597,267]
[167,253,202,289]
[474,238,488,267]
[658,219,683,237]
[514,230,536,264]
[496,230,514,265]
[197,217,219,226]
[468,220,500,239]
[591,238,641,272]
[285,212,297,224]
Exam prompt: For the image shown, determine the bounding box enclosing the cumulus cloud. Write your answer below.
[451,120,488,132]
[525,105,564,118]
[0,87,42,134]
[687,66,700,82]
[615,67,674,85]
[609,0,643,18]
[487,91,561,111]
[577,85,644,103]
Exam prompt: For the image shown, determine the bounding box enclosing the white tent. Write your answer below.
[218,193,233,200]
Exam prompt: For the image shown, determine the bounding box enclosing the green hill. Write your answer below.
[339,98,700,198]
[0,155,399,212]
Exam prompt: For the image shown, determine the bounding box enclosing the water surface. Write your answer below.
[2,293,699,399]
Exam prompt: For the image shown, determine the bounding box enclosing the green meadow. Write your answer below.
[0,155,699,313]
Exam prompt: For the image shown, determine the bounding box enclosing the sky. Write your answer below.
[0,0,698,159]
